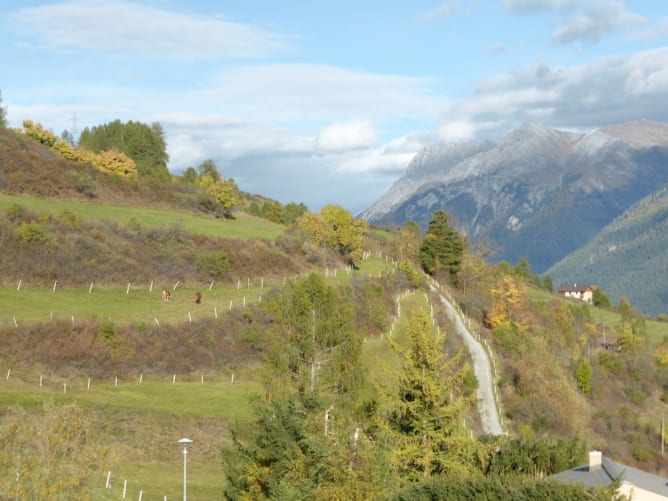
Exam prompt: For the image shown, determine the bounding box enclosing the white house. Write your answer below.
[558,284,595,304]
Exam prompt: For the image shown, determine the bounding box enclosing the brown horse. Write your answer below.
[162,289,172,302]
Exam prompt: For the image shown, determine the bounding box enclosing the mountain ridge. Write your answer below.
[362,119,668,314]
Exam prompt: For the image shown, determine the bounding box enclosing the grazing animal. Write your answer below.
[162,289,172,302]
[195,292,202,304]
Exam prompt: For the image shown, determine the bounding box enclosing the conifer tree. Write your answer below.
[381,307,472,483]
[418,210,465,285]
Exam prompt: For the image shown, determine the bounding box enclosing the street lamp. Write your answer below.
[178,438,193,501]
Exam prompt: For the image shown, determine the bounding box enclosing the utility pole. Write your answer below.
[68,112,79,146]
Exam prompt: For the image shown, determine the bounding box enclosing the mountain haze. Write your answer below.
[362,120,668,276]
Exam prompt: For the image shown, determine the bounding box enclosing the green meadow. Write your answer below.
[0,372,261,499]
[0,193,284,240]
[0,283,268,326]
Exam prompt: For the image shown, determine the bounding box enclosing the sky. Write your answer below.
[2,0,668,213]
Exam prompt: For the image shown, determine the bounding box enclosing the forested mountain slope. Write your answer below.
[548,185,668,317]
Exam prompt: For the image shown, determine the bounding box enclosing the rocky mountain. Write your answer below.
[362,120,668,274]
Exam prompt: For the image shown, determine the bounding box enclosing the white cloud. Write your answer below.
[444,47,668,134]
[551,0,645,45]
[315,121,378,152]
[9,0,289,59]
[488,44,506,54]
[438,120,476,142]
[337,149,416,174]
[417,2,459,21]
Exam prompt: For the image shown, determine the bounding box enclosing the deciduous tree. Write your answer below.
[0,402,111,500]
[298,205,368,266]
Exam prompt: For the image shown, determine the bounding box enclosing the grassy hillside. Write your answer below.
[0,254,404,498]
[526,286,668,343]
[0,193,284,241]
[0,371,260,499]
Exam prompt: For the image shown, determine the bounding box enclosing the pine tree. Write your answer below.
[418,210,465,285]
[381,307,472,483]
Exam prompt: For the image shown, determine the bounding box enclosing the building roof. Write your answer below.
[558,284,594,293]
[547,456,668,498]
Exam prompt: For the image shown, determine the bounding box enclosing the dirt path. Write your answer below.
[430,284,504,436]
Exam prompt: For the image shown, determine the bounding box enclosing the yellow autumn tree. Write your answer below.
[21,120,137,177]
[487,274,528,330]
[0,402,112,500]
[298,205,368,266]
[86,149,137,177]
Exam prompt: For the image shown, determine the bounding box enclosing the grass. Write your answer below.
[360,291,431,397]
[0,370,262,499]
[0,257,398,326]
[0,283,268,326]
[527,286,668,344]
[0,193,284,240]
[0,257,400,498]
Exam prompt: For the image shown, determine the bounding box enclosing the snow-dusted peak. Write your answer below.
[405,139,495,180]
[572,129,621,158]
[498,123,580,157]
[600,119,668,149]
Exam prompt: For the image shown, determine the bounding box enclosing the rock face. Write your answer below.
[362,120,668,273]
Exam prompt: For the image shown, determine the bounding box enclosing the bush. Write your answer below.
[597,352,622,374]
[18,222,48,244]
[67,169,97,197]
[195,251,231,278]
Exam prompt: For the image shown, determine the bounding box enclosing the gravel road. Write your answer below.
[430,284,504,436]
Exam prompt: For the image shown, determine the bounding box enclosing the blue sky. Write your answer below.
[2,1,668,213]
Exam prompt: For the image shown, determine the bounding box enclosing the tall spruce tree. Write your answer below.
[418,210,465,285]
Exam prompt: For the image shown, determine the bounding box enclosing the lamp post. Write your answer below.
[178,438,192,501]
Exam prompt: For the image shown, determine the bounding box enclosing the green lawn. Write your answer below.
[0,193,284,240]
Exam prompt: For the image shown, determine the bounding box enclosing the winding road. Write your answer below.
[430,284,504,436]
